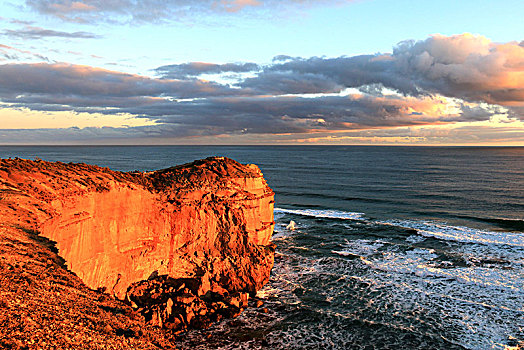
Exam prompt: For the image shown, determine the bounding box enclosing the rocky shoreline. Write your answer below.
[0,157,275,348]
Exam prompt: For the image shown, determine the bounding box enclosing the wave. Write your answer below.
[332,239,385,257]
[266,243,523,350]
[274,206,524,247]
[270,203,524,349]
[360,247,524,292]
[458,215,524,232]
[379,220,524,247]
[274,208,365,221]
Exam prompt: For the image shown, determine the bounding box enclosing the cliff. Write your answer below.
[0,157,275,346]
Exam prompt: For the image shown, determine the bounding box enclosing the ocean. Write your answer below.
[1,146,523,349]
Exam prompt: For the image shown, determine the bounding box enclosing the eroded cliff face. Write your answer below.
[0,157,274,332]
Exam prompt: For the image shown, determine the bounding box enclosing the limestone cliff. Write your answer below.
[0,157,275,335]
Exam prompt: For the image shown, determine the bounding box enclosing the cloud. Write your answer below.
[25,0,347,23]
[241,71,343,95]
[0,44,49,62]
[0,17,35,25]
[155,62,260,79]
[9,19,36,25]
[0,33,522,143]
[0,63,239,101]
[0,63,497,137]
[255,34,524,108]
[3,118,523,145]
[137,94,476,133]
[393,34,524,106]
[284,123,524,145]
[2,25,101,39]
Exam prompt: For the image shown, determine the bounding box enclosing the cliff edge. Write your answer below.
[0,157,275,347]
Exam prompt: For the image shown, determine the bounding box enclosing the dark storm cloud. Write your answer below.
[155,62,260,79]
[2,26,101,39]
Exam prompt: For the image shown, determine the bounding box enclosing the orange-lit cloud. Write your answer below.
[394,34,524,107]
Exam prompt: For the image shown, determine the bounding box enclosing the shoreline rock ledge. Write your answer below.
[0,157,275,342]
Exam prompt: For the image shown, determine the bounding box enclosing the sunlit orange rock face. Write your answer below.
[0,157,275,331]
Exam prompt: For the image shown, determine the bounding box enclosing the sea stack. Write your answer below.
[0,157,275,341]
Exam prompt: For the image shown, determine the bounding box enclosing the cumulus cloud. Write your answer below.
[25,0,347,23]
[393,34,524,106]
[2,25,101,39]
[254,34,524,108]
[0,33,522,143]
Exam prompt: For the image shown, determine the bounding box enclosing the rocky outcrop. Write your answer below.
[0,157,275,334]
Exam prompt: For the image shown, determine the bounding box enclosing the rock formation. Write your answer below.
[0,156,275,343]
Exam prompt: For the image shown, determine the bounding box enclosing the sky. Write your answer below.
[0,0,523,145]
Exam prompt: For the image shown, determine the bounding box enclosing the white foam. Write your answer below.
[379,219,524,247]
[406,235,427,244]
[274,208,365,221]
[253,238,524,350]
[361,248,523,292]
[332,239,385,257]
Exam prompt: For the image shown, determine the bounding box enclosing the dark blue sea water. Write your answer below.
[1,146,523,349]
